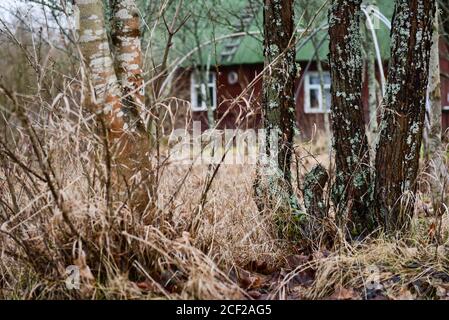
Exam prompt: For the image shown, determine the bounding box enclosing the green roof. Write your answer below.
[150,0,394,67]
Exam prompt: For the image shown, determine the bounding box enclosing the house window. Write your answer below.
[304,72,331,114]
[190,71,217,112]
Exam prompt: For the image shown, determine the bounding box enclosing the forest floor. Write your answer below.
[1,136,449,300]
[144,142,449,300]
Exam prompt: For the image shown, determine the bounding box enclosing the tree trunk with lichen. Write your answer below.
[375,0,436,231]
[303,164,329,219]
[328,0,373,236]
[302,164,330,244]
[254,0,301,232]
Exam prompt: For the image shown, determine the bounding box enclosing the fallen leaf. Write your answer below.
[246,260,270,274]
[436,285,447,298]
[237,268,267,290]
[395,287,415,300]
[287,285,305,300]
[288,270,315,288]
[329,285,357,300]
[136,280,156,292]
[367,292,389,300]
[285,254,309,269]
[247,290,262,299]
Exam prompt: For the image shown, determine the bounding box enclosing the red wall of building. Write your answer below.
[440,40,449,135]
[191,49,449,139]
[191,64,263,131]
[206,62,370,138]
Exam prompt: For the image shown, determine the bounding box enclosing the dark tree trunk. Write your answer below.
[328,0,373,235]
[303,164,329,219]
[254,0,298,216]
[302,164,330,244]
[262,0,296,186]
[375,0,436,231]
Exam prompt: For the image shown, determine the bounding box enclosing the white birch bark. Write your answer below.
[111,0,145,118]
[74,0,124,136]
[426,4,448,216]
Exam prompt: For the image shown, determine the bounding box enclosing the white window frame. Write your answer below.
[304,71,331,114]
[190,70,217,112]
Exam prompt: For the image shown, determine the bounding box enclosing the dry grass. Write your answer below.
[0,96,293,299]
[1,102,448,300]
[1,4,449,300]
[0,70,448,299]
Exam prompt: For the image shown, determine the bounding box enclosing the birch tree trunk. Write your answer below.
[254,0,300,224]
[367,1,379,138]
[75,0,152,214]
[425,4,448,218]
[75,0,124,136]
[366,40,378,143]
[110,0,146,134]
[375,0,436,231]
[328,0,373,235]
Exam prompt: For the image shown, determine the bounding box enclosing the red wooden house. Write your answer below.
[175,0,449,138]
